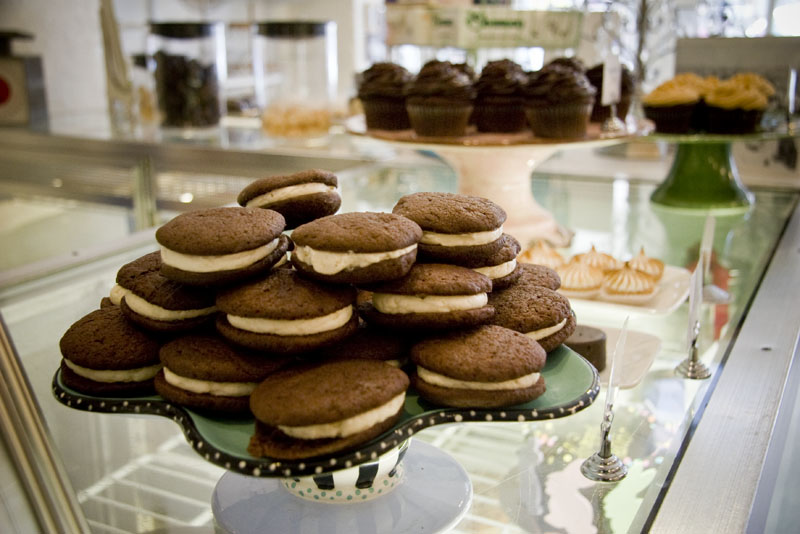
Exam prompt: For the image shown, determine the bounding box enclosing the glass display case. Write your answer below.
[1,124,799,534]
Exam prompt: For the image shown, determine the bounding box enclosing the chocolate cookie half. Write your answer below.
[489,283,576,352]
[59,307,162,396]
[515,262,562,291]
[155,334,293,414]
[311,320,410,368]
[360,263,494,331]
[248,360,410,459]
[156,207,290,286]
[237,169,341,229]
[116,252,216,332]
[216,269,358,354]
[392,192,506,263]
[411,325,546,408]
[290,212,422,285]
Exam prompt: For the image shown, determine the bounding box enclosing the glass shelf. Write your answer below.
[0,157,798,533]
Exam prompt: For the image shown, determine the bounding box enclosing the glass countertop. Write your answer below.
[0,158,797,533]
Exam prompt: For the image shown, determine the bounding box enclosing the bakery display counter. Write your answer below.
[1,159,799,534]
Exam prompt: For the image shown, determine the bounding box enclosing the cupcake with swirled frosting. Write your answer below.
[357,62,413,131]
[473,59,528,133]
[601,262,658,304]
[627,247,664,282]
[704,80,768,134]
[727,73,775,98]
[518,240,566,270]
[556,259,603,299]
[405,60,476,137]
[522,65,596,138]
[642,80,701,134]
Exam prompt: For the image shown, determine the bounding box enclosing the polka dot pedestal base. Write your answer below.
[280,439,409,503]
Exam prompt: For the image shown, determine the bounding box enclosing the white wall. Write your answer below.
[0,0,106,118]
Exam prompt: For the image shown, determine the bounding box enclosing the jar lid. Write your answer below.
[0,30,33,56]
[256,21,330,38]
[149,22,218,39]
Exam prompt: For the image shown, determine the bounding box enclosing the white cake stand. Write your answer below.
[349,119,639,248]
[211,440,472,534]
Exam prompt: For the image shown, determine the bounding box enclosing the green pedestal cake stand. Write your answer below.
[649,129,797,213]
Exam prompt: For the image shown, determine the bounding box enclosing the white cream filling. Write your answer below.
[278,392,406,440]
[525,317,568,341]
[372,293,487,314]
[417,366,540,390]
[163,367,256,397]
[124,293,216,322]
[273,254,288,268]
[63,359,161,383]
[160,238,279,273]
[420,226,503,247]
[227,305,353,336]
[109,284,129,305]
[474,258,517,279]
[292,244,416,275]
[245,183,338,208]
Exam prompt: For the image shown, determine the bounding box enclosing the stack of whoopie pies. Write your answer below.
[59,172,576,461]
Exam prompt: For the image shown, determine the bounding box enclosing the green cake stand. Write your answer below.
[648,128,797,213]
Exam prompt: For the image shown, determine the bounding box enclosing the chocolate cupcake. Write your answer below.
[704,80,767,134]
[586,63,635,123]
[357,62,413,130]
[473,59,528,133]
[642,81,700,134]
[522,65,596,139]
[542,56,586,74]
[405,60,475,137]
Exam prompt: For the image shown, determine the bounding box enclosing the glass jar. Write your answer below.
[147,21,227,133]
[253,21,338,142]
[130,54,158,131]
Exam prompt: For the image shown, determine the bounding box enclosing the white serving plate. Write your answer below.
[565,265,691,316]
[596,326,662,389]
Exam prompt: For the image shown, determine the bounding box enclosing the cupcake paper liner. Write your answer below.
[642,103,697,134]
[361,97,411,131]
[524,103,593,139]
[406,102,473,137]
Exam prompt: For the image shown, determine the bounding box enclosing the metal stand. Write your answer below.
[675,322,711,380]
[582,316,628,482]
[601,104,626,135]
[581,412,628,482]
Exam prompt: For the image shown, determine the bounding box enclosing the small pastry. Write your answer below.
[573,245,622,273]
[556,259,603,299]
[518,240,566,270]
[628,247,664,282]
[601,262,658,304]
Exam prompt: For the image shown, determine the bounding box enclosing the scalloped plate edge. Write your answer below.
[51,360,599,478]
